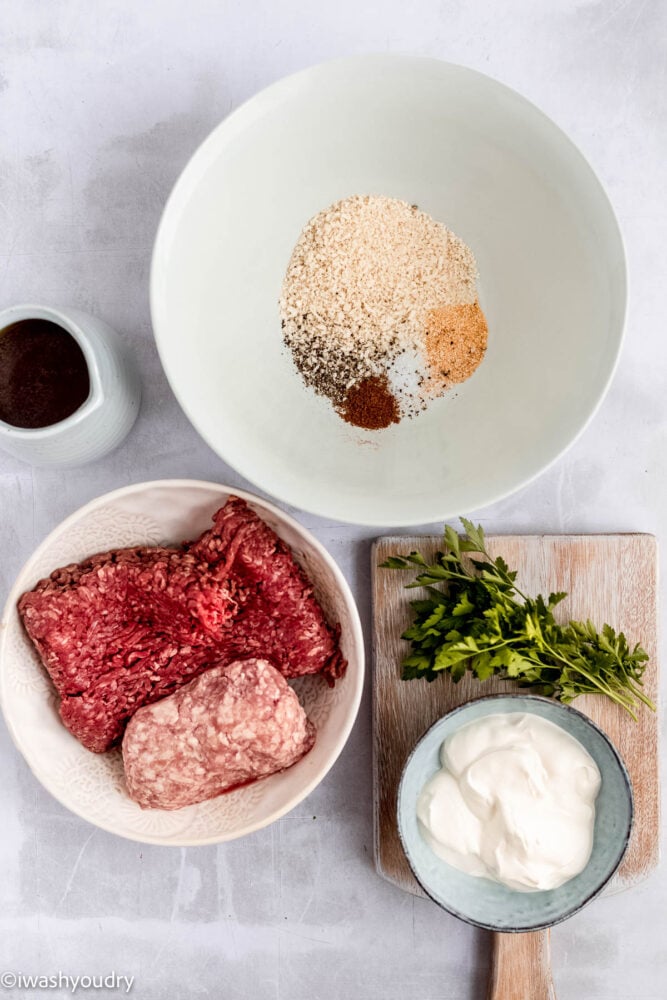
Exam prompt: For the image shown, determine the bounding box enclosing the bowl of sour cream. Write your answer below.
[397,694,633,932]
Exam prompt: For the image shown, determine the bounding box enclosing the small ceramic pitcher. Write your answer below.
[0,304,141,467]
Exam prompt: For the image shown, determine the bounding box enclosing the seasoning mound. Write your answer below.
[340,375,400,431]
[423,303,488,395]
[279,194,488,429]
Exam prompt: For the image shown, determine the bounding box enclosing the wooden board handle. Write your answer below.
[487,931,556,1000]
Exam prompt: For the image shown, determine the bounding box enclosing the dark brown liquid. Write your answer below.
[0,319,90,428]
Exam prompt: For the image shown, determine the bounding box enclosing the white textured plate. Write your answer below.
[151,55,626,526]
[0,480,364,845]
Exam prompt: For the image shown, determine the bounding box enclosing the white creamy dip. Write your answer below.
[417,712,601,891]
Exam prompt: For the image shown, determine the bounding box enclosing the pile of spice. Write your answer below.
[279,194,488,430]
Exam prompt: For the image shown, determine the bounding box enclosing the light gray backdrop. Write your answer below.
[0,1,665,998]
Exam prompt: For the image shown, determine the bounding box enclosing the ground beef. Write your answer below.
[19,497,346,753]
[122,657,315,810]
[191,498,346,681]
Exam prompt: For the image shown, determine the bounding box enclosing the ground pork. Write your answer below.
[19,497,345,752]
[122,657,315,810]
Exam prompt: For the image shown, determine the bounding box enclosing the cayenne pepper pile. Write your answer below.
[279,195,488,430]
[339,375,400,430]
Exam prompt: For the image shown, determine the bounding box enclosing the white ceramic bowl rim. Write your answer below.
[150,55,627,527]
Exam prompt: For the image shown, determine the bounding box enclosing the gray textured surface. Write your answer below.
[0,1,665,998]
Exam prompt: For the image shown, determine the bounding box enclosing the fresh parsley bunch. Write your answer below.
[381,519,654,719]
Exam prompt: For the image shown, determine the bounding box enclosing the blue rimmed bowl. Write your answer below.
[397,694,633,932]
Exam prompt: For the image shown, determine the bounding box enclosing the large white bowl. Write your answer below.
[0,481,364,845]
[151,55,626,526]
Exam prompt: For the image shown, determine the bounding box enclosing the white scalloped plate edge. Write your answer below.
[0,480,365,846]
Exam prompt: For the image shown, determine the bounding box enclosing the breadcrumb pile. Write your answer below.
[279,195,487,429]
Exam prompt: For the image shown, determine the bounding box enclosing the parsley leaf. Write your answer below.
[381,522,655,719]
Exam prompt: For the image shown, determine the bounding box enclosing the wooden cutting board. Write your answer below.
[372,534,659,897]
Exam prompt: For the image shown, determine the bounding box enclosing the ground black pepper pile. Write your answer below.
[281,322,379,407]
[279,194,486,430]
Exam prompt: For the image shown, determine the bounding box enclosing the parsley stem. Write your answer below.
[387,519,654,721]
[528,642,648,716]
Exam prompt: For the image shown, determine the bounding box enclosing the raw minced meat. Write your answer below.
[18,497,345,752]
[191,499,346,679]
[122,657,315,810]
